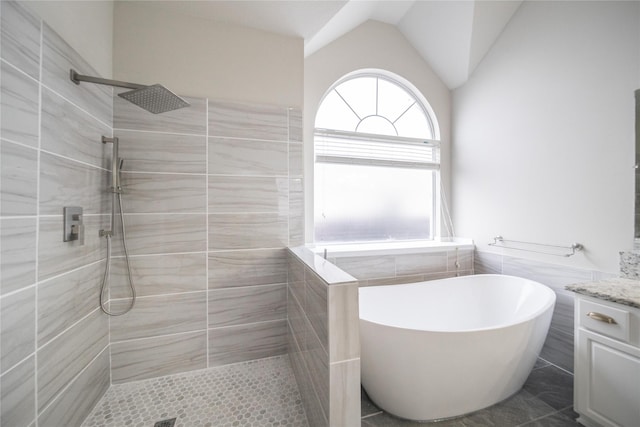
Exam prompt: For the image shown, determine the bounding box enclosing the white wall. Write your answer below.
[304,20,451,243]
[25,1,113,78]
[452,1,640,273]
[113,1,303,107]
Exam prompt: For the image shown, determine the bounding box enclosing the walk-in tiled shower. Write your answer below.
[0,1,302,425]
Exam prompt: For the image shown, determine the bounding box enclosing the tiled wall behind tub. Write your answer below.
[474,250,617,373]
[0,2,111,426]
[111,94,303,383]
[328,247,474,285]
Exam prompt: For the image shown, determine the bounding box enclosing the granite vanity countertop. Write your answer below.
[566,277,640,309]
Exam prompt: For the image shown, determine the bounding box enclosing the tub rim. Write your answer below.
[359,273,556,334]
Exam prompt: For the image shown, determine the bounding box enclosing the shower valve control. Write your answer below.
[63,206,84,245]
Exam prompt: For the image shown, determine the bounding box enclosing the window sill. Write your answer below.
[308,238,475,258]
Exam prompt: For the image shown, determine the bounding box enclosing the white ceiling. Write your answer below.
[140,0,523,89]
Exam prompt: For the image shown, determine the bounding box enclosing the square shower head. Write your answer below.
[118,84,190,114]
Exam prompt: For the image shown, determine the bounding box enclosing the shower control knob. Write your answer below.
[70,223,85,245]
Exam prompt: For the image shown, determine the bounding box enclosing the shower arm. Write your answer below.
[70,69,145,90]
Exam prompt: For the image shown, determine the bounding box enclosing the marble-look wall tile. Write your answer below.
[208,213,287,250]
[39,152,109,215]
[1,140,37,216]
[305,317,330,419]
[551,292,575,336]
[1,355,35,427]
[37,309,108,411]
[1,0,40,80]
[41,87,112,169]
[208,137,288,176]
[120,172,206,214]
[363,274,424,287]
[38,215,108,281]
[1,286,35,373]
[288,254,306,307]
[37,261,104,346]
[287,288,307,353]
[110,291,206,341]
[289,329,326,427]
[208,284,286,327]
[306,269,328,353]
[208,320,287,367]
[208,100,288,142]
[289,143,303,177]
[448,248,473,271]
[289,177,304,246]
[288,109,302,143]
[328,283,359,362]
[335,255,395,281]
[208,248,287,289]
[115,130,206,174]
[110,253,207,298]
[114,93,206,135]
[1,61,39,147]
[502,256,592,291]
[540,327,574,373]
[395,251,448,276]
[1,217,37,294]
[208,175,288,213]
[38,348,109,427]
[329,359,360,427]
[41,23,112,126]
[111,213,206,256]
[111,331,207,384]
[474,250,502,274]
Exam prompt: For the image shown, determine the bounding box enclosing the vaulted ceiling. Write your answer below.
[142,0,523,89]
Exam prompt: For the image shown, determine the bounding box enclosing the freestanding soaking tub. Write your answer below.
[359,274,556,421]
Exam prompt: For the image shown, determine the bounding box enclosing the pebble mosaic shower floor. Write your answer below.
[81,355,308,427]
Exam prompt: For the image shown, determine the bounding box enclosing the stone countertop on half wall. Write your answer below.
[566,278,640,309]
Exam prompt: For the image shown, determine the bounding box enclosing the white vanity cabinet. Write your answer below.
[574,294,640,427]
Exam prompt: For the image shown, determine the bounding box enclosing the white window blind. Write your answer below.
[314,129,440,170]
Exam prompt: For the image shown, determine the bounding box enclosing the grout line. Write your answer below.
[34,20,44,427]
[110,328,207,346]
[515,405,575,427]
[207,134,289,144]
[0,57,39,84]
[0,283,37,300]
[35,258,104,286]
[39,81,112,130]
[36,306,101,352]
[39,147,111,172]
[0,137,39,151]
[205,97,210,369]
[109,289,207,302]
[112,127,205,138]
[537,356,574,376]
[360,411,384,420]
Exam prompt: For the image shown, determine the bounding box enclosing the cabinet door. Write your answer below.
[576,329,640,427]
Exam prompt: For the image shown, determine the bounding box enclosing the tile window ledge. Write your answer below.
[308,238,475,259]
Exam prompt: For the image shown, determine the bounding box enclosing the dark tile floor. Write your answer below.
[361,359,581,426]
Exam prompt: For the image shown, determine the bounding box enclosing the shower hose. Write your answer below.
[99,192,136,316]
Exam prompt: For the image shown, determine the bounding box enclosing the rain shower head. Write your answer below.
[70,69,190,114]
[118,85,189,114]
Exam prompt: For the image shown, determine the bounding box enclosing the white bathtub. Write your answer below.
[359,274,556,421]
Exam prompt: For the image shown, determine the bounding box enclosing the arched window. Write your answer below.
[314,72,440,243]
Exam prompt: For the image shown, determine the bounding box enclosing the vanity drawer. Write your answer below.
[578,298,630,343]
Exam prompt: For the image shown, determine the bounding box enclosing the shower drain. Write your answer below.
[153,418,176,427]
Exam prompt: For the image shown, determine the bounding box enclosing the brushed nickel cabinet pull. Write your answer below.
[586,312,618,324]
